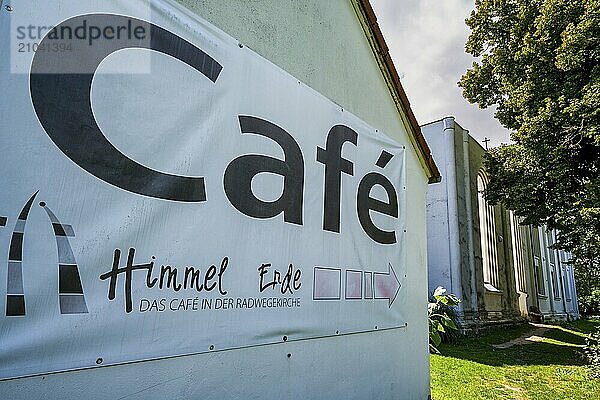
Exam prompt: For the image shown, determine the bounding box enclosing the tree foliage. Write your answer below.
[575,260,600,315]
[459,0,600,265]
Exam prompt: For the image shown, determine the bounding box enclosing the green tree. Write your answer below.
[459,0,600,266]
[574,259,600,315]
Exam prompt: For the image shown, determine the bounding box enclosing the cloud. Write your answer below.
[370,0,511,147]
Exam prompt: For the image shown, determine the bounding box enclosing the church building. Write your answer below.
[422,117,580,329]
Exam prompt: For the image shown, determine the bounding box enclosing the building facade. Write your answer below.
[423,117,579,330]
[0,1,439,399]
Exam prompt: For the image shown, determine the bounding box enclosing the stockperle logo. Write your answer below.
[2,191,88,316]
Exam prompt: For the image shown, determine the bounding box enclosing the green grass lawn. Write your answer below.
[430,319,600,399]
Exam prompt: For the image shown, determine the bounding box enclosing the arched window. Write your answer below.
[563,251,572,301]
[546,229,561,299]
[531,226,546,296]
[477,172,499,290]
[510,212,527,293]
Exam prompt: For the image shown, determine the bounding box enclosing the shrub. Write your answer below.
[580,289,600,317]
[428,286,460,353]
[585,327,600,378]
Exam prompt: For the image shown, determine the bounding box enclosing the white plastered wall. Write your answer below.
[421,119,455,296]
[0,0,431,399]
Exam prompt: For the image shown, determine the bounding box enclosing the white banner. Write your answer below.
[0,0,406,379]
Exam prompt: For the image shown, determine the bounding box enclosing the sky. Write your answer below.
[370,0,511,148]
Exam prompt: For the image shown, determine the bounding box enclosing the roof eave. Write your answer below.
[351,0,441,184]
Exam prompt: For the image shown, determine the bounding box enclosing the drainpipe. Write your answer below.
[443,117,463,309]
[462,129,478,315]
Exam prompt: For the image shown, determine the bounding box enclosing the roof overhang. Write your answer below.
[351,0,441,184]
